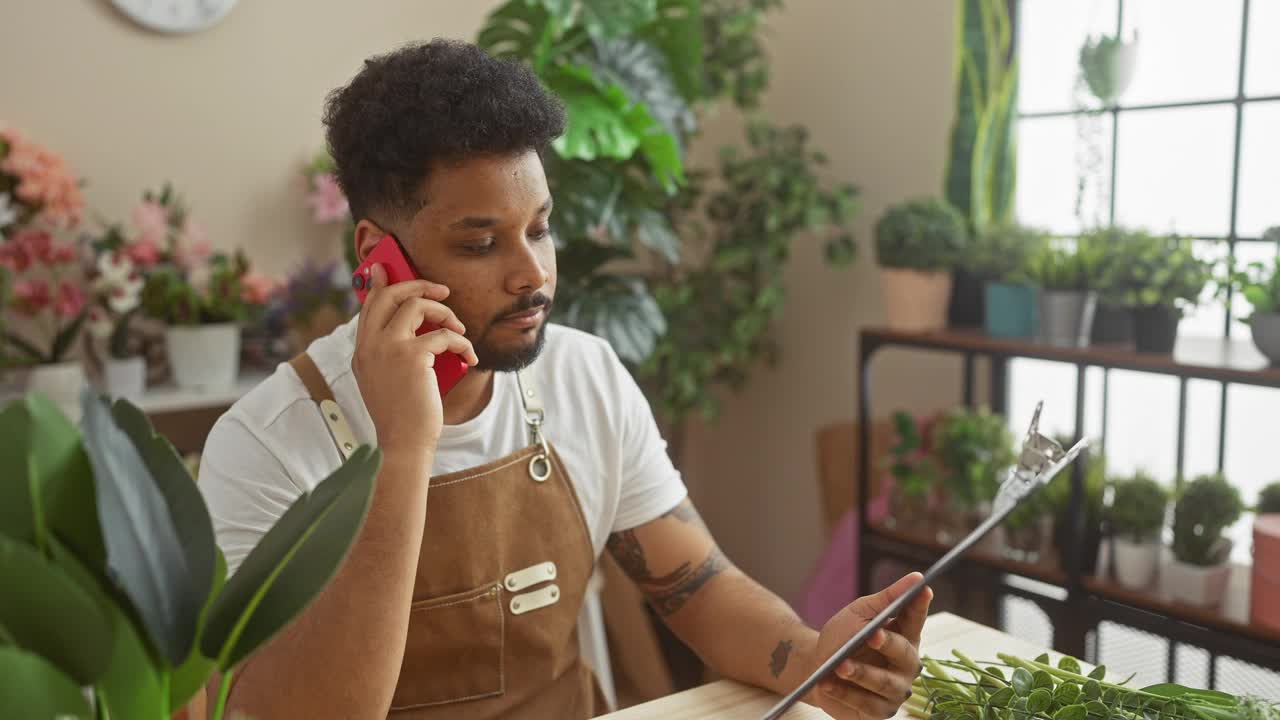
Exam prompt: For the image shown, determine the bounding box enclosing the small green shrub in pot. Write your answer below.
[1226,228,1280,364]
[1168,473,1245,607]
[1109,471,1169,543]
[1077,226,1153,345]
[874,198,968,332]
[1027,242,1099,347]
[882,410,940,529]
[1257,481,1280,515]
[1122,233,1214,353]
[934,406,1016,541]
[974,224,1047,339]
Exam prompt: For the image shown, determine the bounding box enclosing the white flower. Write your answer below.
[0,193,15,230]
[94,253,143,313]
[108,284,141,314]
[87,306,114,340]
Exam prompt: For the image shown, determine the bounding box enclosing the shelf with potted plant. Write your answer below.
[873,197,969,333]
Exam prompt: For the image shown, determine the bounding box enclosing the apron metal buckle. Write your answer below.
[529,451,552,482]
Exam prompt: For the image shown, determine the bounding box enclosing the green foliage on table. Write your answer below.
[0,390,381,719]
[963,222,1049,283]
[1172,473,1244,567]
[874,198,969,271]
[1258,481,1280,515]
[1084,228,1213,309]
[477,0,860,425]
[935,406,1015,511]
[945,0,1018,233]
[1108,471,1169,543]
[907,649,1278,720]
[884,411,940,499]
[140,251,257,326]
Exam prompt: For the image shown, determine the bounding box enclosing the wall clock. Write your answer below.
[110,0,239,34]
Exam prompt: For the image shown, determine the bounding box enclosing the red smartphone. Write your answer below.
[352,234,469,397]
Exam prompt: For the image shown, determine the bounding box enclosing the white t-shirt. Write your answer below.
[197,316,688,576]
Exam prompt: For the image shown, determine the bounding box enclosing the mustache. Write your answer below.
[494,293,552,322]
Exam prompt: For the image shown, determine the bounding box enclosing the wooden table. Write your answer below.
[597,612,1083,719]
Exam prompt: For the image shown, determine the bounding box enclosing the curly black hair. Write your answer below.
[321,38,566,223]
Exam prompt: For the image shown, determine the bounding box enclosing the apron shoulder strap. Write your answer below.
[515,366,553,482]
[289,352,356,461]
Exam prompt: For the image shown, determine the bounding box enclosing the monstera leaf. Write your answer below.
[560,275,667,363]
[590,36,695,140]
[535,0,658,41]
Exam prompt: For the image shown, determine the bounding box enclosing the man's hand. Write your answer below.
[352,262,478,457]
[805,572,933,720]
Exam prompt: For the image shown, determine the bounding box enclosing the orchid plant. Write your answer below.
[0,124,85,239]
[303,149,357,271]
[0,228,90,366]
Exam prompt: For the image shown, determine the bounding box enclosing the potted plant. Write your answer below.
[882,410,940,530]
[1108,471,1169,590]
[1120,233,1213,353]
[1167,473,1244,607]
[267,259,354,354]
[81,222,152,400]
[1044,434,1106,575]
[1225,227,1280,365]
[1259,481,1280,516]
[874,197,968,332]
[934,405,1016,545]
[1079,32,1140,107]
[0,389,380,718]
[1079,226,1143,346]
[0,228,90,420]
[1002,488,1053,562]
[1026,242,1098,347]
[964,223,1047,338]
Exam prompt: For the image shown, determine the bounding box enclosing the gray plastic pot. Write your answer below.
[1039,290,1097,347]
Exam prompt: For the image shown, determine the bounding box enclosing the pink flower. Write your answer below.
[0,238,31,273]
[53,280,86,318]
[0,127,84,228]
[306,173,349,224]
[15,228,53,264]
[131,200,169,246]
[240,272,280,305]
[12,278,51,316]
[124,238,162,268]
[173,219,212,270]
[50,243,78,265]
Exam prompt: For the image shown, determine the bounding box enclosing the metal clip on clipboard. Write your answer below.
[761,401,1089,720]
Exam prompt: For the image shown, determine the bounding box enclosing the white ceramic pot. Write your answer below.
[1112,537,1160,590]
[25,360,87,423]
[165,323,241,391]
[1165,557,1231,607]
[101,356,147,401]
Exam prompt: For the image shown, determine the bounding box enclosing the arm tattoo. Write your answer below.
[648,546,729,616]
[770,640,793,679]
[660,499,709,531]
[605,530,692,586]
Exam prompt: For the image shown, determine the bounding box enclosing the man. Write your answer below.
[198,39,932,719]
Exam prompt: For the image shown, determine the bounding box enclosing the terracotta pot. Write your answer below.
[879,267,952,332]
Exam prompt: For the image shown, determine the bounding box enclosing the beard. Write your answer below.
[471,293,552,372]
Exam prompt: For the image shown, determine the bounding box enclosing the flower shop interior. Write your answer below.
[3,0,1279,717]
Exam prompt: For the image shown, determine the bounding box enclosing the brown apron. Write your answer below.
[290,352,601,719]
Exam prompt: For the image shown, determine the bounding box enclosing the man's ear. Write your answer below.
[353,218,391,265]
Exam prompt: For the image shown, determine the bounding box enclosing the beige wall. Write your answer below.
[3,1,965,600]
[680,1,969,601]
[1,0,501,276]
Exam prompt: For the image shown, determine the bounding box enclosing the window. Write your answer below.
[1010,0,1280,564]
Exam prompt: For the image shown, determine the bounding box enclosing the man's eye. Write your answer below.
[529,227,551,241]
[465,239,496,254]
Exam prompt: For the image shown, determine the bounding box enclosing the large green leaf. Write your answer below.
[0,394,102,568]
[79,390,201,665]
[47,537,166,720]
[590,36,695,140]
[640,0,705,103]
[202,446,381,669]
[547,63,644,161]
[478,0,559,70]
[0,647,92,719]
[0,534,113,685]
[170,547,228,712]
[535,0,657,41]
[561,276,666,363]
[111,397,216,640]
[633,207,680,262]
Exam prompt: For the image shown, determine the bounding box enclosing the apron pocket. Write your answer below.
[390,581,505,710]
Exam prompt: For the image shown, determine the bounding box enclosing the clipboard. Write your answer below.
[760,402,1090,720]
